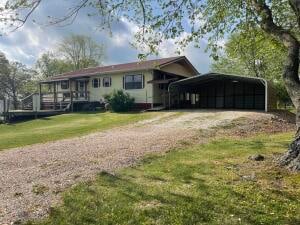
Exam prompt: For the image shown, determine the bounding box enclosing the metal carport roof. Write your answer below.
[168,72,270,112]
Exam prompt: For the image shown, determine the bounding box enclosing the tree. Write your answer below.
[211,27,291,106]
[35,51,73,78]
[212,28,287,80]
[35,35,105,78]
[1,0,300,170]
[0,54,34,109]
[0,52,10,100]
[58,34,105,70]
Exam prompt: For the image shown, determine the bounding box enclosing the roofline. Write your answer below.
[46,56,198,81]
[49,56,181,80]
[169,72,267,85]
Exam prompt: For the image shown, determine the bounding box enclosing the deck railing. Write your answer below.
[41,91,90,103]
[40,91,90,110]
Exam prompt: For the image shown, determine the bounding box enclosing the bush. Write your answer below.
[104,90,135,112]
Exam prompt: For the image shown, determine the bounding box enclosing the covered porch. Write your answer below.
[39,77,90,110]
[148,69,186,109]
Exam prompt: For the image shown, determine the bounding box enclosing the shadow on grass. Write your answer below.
[26,134,299,225]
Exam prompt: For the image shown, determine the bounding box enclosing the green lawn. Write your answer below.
[27,132,300,225]
[0,111,156,150]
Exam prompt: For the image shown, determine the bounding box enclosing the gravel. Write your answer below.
[0,110,270,224]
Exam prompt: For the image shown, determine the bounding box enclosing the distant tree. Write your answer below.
[212,28,286,80]
[0,54,34,109]
[211,28,291,106]
[0,52,10,99]
[35,51,73,78]
[58,34,105,70]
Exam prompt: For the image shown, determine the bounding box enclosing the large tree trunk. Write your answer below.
[251,0,300,171]
[279,43,300,171]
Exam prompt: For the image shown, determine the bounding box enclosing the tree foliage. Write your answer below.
[35,34,105,78]
[35,51,73,78]
[58,34,105,70]
[0,52,35,108]
[211,27,291,106]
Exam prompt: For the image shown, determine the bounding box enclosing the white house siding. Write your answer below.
[88,70,154,104]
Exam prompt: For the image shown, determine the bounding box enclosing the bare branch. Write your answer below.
[10,0,42,32]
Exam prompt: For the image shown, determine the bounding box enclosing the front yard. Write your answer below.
[0,111,155,150]
[0,110,298,225]
[26,132,300,225]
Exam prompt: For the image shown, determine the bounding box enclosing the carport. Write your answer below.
[168,73,277,112]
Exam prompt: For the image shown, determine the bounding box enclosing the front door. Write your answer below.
[76,80,86,99]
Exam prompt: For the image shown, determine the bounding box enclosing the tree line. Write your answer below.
[0,34,105,108]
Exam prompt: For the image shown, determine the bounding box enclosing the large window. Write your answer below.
[92,78,100,88]
[124,74,143,90]
[103,77,111,87]
[61,80,69,89]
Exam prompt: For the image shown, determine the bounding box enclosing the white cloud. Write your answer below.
[0,1,212,72]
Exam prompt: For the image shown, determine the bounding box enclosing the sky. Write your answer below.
[0,0,213,73]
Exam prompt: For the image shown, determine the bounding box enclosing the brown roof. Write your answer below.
[49,56,198,80]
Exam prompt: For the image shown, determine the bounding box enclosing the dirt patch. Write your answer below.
[0,110,295,224]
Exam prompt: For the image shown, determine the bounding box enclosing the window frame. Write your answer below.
[103,77,111,87]
[61,80,69,90]
[123,74,144,90]
[92,78,100,88]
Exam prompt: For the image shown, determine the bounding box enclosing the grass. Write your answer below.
[0,111,156,150]
[27,132,300,225]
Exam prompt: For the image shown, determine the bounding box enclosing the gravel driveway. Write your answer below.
[0,110,270,224]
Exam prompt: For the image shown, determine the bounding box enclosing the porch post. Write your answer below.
[53,82,57,110]
[39,83,42,110]
[70,79,73,112]
[168,91,171,110]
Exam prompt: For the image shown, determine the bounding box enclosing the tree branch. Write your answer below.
[288,0,300,28]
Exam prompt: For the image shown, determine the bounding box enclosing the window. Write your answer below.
[92,78,100,88]
[124,74,143,90]
[61,80,69,89]
[103,77,111,87]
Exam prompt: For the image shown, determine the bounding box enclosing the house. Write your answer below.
[38,56,199,110]
[25,56,276,113]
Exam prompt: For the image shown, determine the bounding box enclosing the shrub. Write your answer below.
[104,90,135,112]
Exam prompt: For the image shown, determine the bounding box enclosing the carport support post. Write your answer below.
[168,91,171,110]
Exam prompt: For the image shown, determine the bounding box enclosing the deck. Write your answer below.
[2,109,65,121]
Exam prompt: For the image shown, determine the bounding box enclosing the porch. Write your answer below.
[39,78,90,110]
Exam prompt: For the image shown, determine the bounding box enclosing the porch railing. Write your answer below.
[41,91,90,103]
[40,91,90,110]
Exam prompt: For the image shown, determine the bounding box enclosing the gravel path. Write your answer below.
[0,110,270,224]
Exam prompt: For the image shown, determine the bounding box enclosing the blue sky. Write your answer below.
[0,0,212,73]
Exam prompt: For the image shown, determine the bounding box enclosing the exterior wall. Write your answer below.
[160,63,195,77]
[152,83,165,104]
[32,94,40,111]
[88,70,154,104]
